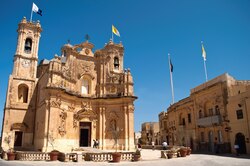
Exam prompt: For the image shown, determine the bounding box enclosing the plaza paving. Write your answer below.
[1,149,250,166]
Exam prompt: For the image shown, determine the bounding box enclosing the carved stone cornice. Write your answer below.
[14,54,38,61]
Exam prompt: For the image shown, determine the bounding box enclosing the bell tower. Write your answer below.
[1,17,42,151]
[13,17,42,79]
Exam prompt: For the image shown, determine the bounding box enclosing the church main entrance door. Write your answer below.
[79,122,91,147]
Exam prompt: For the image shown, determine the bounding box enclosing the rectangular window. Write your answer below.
[201,132,205,142]
[188,113,191,123]
[182,118,186,126]
[236,109,243,119]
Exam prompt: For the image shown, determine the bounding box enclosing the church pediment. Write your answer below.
[74,102,97,121]
[75,109,97,119]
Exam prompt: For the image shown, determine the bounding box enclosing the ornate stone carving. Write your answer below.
[50,97,61,108]
[73,114,78,128]
[128,105,135,113]
[58,111,67,136]
[109,86,117,93]
[78,62,95,79]
[62,65,71,78]
[106,72,122,83]
[81,101,91,109]
[68,104,75,112]
[73,102,97,128]
[107,111,119,120]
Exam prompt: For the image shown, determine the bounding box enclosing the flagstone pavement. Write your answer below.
[1,149,250,166]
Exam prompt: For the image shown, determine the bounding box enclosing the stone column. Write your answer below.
[102,107,106,150]
[100,61,103,96]
[99,107,103,149]
[124,106,128,150]
[128,105,135,150]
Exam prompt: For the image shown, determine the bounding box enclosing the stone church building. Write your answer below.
[1,17,137,152]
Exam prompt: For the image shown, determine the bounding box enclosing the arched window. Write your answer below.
[114,57,119,70]
[81,79,90,95]
[24,38,32,53]
[18,84,28,103]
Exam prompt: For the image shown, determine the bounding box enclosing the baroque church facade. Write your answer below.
[1,17,137,152]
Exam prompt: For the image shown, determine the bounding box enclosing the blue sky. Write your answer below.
[0,0,250,133]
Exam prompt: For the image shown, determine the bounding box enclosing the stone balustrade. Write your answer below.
[121,152,134,161]
[16,151,50,161]
[85,152,133,162]
[14,151,134,162]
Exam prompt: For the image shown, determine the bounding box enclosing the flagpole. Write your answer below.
[112,32,114,42]
[111,25,114,42]
[30,4,33,22]
[203,59,208,82]
[168,53,174,104]
[201,41,208,82]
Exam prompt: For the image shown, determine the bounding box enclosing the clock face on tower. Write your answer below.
[22,59,31,68]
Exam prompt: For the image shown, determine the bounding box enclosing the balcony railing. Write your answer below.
[197,115,222,127]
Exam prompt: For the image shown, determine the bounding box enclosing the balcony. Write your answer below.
[197,115,222,127]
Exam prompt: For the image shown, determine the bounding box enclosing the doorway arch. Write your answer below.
[235,133,246,154]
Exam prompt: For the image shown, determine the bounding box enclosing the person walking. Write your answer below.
[138,143,142,151]
[162,141,168,150]
[234,144,240,156]
[96,139,99,148]
[152,141,155,150]
[93,139,96,148]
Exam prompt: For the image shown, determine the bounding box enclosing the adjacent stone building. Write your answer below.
[141,122,159,145]
[1,18,137,152]
[227,81,250,154]
[159,73,250,154]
